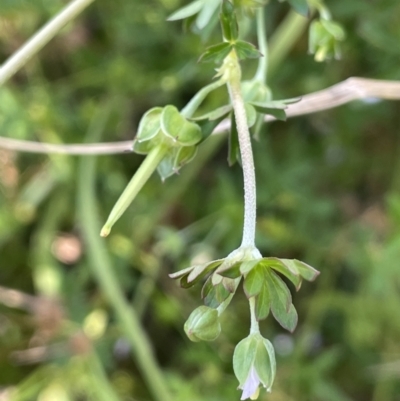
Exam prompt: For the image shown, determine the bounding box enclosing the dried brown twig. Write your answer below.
[0,77,399,155]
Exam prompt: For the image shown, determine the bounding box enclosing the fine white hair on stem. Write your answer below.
[0,77,399,155]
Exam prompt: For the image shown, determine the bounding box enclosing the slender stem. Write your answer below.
[225,52,257,247]
[78,133,172,401]
[249,297,260,334]
[180,79,225,118]
[0,0,95,86]
[254,8,268,84]
[100,145,167,237]
[268,9,311,77]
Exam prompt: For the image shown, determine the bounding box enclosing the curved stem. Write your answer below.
[254,7,268,84]
[180,79,225,118]
[225,52,257,248]
[0,0,95,86]
[78,117,172,401]
[100,145,167,237]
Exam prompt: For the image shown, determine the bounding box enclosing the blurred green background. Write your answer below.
[1,0,400,400]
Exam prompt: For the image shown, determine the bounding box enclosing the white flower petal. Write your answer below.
[240,366,260,400]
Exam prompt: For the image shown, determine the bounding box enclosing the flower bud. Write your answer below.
[184,306,221,342]
[233,333,276,400]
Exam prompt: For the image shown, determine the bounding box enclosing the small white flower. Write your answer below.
[240,366,261,400]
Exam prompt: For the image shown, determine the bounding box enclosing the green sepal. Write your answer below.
[174,146,198,170]
[167,0,204,21]
[233,335,258,386]
[233,333,276,391]
[220,0,239,42]
[255,282,271,320]
[199,42,233,63]
[184,305,221,342]
[234,40,261,60]
[136,107,163,142]
[161,105,202,146]
[157,151,175,181]
[286,0,309,17]
[132,137,155,155]
[254,336,276,391]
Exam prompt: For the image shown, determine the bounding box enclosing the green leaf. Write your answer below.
[167,0,204,21]
[263,258,302,290]
[202,277,231,308]
[217,261,242,278]
[287,0,309,17]
[255,283,271,320]
[199,42,233,63]
[186,259,224,283]
[240,260,259,275]
[136,107,162,142]
[278,303,298,332]
[196,0,221,30]
[161,105,202,146]
[234,40,261,60]
[220,0,238,41]
[266,270,296,330]
[243,265,264,297]
[228,112,240,166]
[291,259,320,281]
[251,104,287,121]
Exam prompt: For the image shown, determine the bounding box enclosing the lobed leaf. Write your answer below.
[234,40,261,60]
[199,42,233,63]
[243,265,264,297]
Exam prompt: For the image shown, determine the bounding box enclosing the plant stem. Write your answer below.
[0,0,95,86]
[225,51,257,248]
[100,145,167,237]
[180,79,225,118]
[249,297,260,334]
[77,111,172,401]
[254,7,268,84]
[268,9,311,77]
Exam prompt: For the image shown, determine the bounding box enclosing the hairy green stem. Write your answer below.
[78,142,172,401]
[100,145,167,237]
[254,7,268,84]
[0,0,95,86]
[225,51,257,247]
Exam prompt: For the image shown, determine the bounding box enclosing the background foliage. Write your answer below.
[1,0,400,400]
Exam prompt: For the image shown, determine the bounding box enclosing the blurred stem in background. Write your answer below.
[0,0,95,86]
[77,102,172,401]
